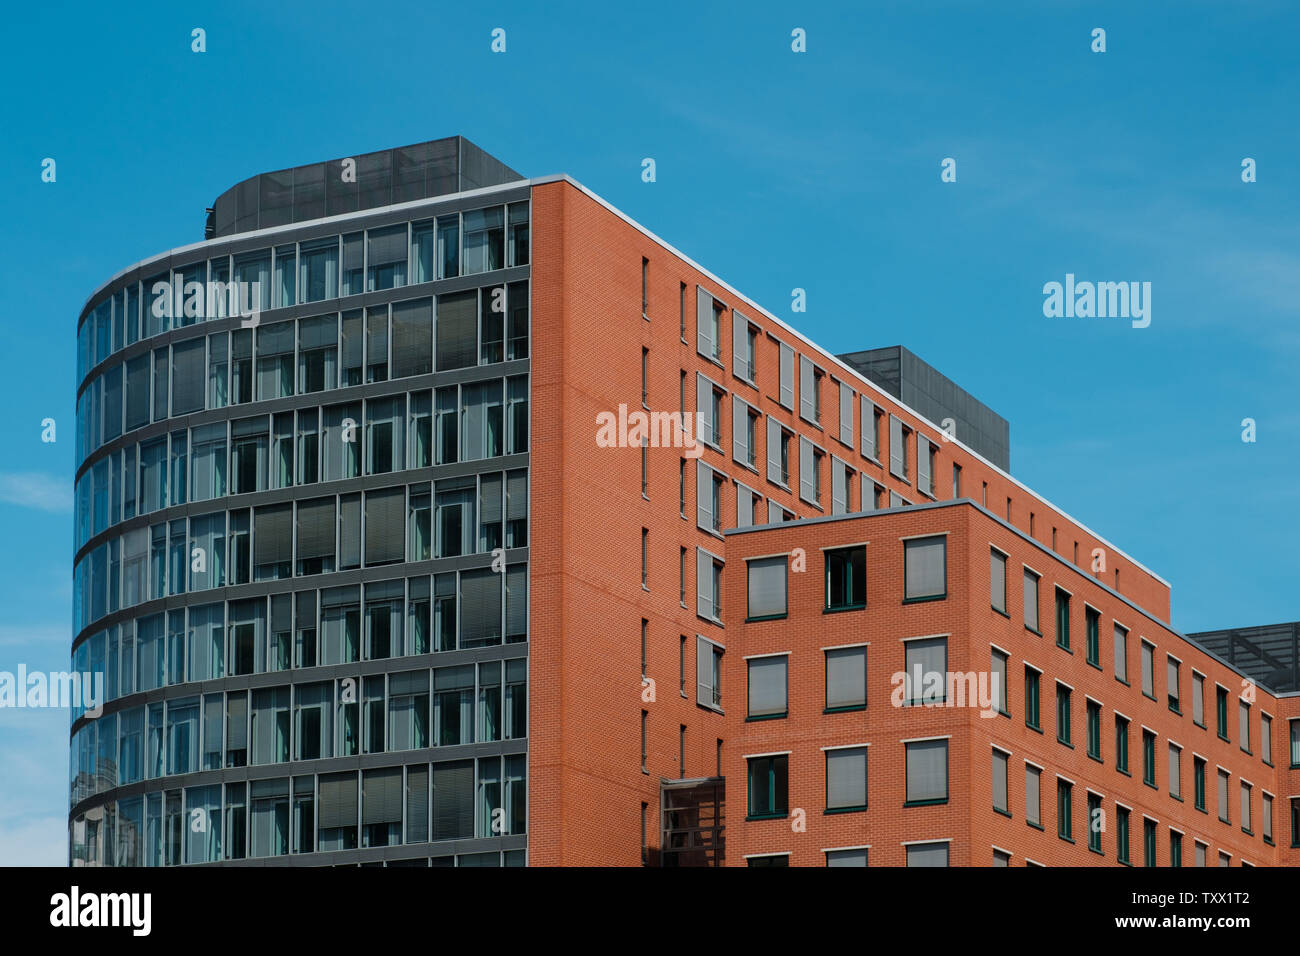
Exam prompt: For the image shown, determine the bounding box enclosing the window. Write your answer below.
[1195,841,1207,867]
[1025,765,1042,828]
[1217,852,1231,867]
[1142,730,1156,787]
[696,375,723,450]
[1140,641,1155,699]
[747,754,788,819]
[641,529,648,588]
[1193,757,1206,811]
[733,312,756,382]
[641,710,647,772]
[991,649,1008,715]
[696,548,723,623]
[825,546,865,611]
[696,287,722,364]
[827,848,868,867]
[1170,830,1183,867]
[1116,806,1130,864]
[1192,672,1205,726]
[905,842,948,867]
[777,342,794,410]
[641,258,648,317]
[1262,713,1272,764]
[1087,792,1103,853]
[679,283,687,340]
[696,637,723,710]
[1055,589,1070,649]
[1216,686,1229,740]
[1023,570,1039,632]
[799,355,821,425]
[1241,782,1252,833]
[1217,768,1230,823]
[1024,667,1040,730]
[860,397,880,460]
[746,556,788,621]
[1056,684,1071,746]
[903,535,946,602]
[1085,606,1100,666]
[989,549,1007,614]
[746,655,788,720]
[1057,779,1073,841]
[1086,700,1101,760]
[1169,744,1182,799]
[1115,715,1129,773]
[888,415,911,481]
[1143,818,1157,867]
[732,397,758,469]
[829,456,853,514]
[798,436,823,506]
[1167,656,1180,712]
[951,463,962,498]
[825,747,868,812]
[766,419,792,487]
[825,646,867,712]
[992,748,1009,815]
[1113,624,1128,683]
[904,637,947,706]
[1291,719,1300,768]
[904,739,948,805]
[917,435,936,497]
[1263,792,1273,843]
[1239,700,1251,753]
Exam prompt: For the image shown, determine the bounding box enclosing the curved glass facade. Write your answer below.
[70,186,532,867]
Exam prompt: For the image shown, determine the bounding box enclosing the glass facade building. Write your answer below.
[69,137,531,867]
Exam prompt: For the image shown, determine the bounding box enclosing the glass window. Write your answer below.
[825,646,866,711]
[299,237,338,303]
[746,655,787,719]
[905,739,948,804]
[462,207,505,274]
[747,754,788,819]
[746,556,787,620]
[825,546,865,611]
[826,747,868,812]
[904,638,947,705]
[903,536,945,601]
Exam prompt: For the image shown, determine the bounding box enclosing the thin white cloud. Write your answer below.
[0,473,71,513]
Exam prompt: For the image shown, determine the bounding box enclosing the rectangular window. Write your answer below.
[1024,667,1040,730]
[916,435,935,497]
[903,535,946,602]
[733,312,755,381]
[826,747,868,812]
[904,638,947,706]
[1140,641,1155,699]
[696,636,723,710]
[1241,782,1252,833]
[1115,716,1130,773]
[888,415,911,481]
[1085,606,1100,666]
[837,381,853,446]
[1217,768,1230,823]
[904,739,948,805]
[992,749,1009,815]
[991,649,1008,715]
[1113,625,1128,683]
[1216,686,1229,740]
[1167,656,1180,712]
[1023,569,1040,632]
[1087,793,1102,852]
[1086,700,1101,759]
[1170,830,1182,867]
[1025,765,1041,827]
[1056,684,1071,745]
[905,842,948,868]
[824,546,865,611]
[799,355,820,424]
[747,655,788,720]
[990,549,1006,614]
[1055,589,1070,649]
[1194,757,1206,811]
[1143,818,1157,867]
[1262,713,1272,764]
[825,646,867,711]
[1057,779,1072,841]
[1192,672,1205,726]
[696,548,723,622]
[1142,730,1156,787]
[798,436,822,506]
[1195,842,1207,867]
[1263,793,1273,843]
[1169,744,1182,799]
[747,754,788,819]
[1239,700,1251,753]
[860,396,879,460]
[1116,807,1130,864]
[696,287,722,363]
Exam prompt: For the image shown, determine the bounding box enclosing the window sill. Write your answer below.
[1089,846,1105,857]
[1240,747,1252,756]
[745,614,787,623]
[1116,768,1131,778]
[1242,827,1253,836]
[1169,704,1181,716]
[1217,733,1230,743]
[1170,794,1183,803]
[1026,723,1042,734]
[1262,759,1273,768]
[1143,780,1158,791]
[696,702,724,715]
[861,454,883,470]
[642,584,650,593]
[1087,753,1103,765]
[746,813,788,823]
[1193,720,1206,730]
[824,705,866,715]
[992,607,1010,619]
[903,798,949,808]
[902,594,947,605]
[823,604,866,615]
[1025,626,1042,637]
[1086,659,1102,671]
[1056,643,1072,655]
[1058,835,1075,845]
[1142,692,1157,703]
[1195,805,1206,815]
[824,806,867,816]
[1118,858,1132,867]
[1264,837,1274,847]
[1116,678,1130,688]
[798,497,825,512]
[1057,739,1074,749]
[993,808,1012,820]
[1026,821,1044,832]
[745,713,788,722]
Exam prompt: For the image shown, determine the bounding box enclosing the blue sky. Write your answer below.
[1,0,1296,864]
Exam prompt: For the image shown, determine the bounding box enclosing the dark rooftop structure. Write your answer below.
[205,135,524,239]
[1186,622,1300,695]
[837,345,1011,472]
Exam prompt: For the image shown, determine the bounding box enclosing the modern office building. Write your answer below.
[70,136,1299,867]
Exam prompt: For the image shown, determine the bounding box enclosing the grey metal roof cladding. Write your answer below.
[205,135,524,239]
[837,345,1012,472]
[1186,622,1300,695]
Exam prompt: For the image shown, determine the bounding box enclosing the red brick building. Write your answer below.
[526,174,1297,867]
